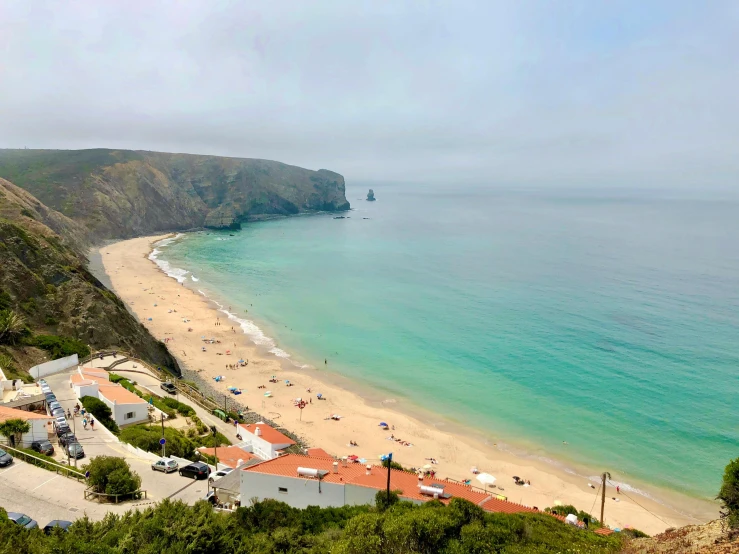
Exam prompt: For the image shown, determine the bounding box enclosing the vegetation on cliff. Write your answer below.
[0,178,179,377]
[0,148,351,240]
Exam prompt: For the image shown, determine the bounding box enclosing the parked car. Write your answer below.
[8,512,38,529]
[41,385,52,392]
[55,424,71,437]
[37,379,47,385]
[0,448,13,467]
[151,457,179,473]
[48,400,62,410]
[58,432,77,446]
[44,393,56,401]
[52,408,66,419]
[31,440,55,456]
[179,462,211,480]
[55,416,68,429]
[43,520,73,534]
[160,382,177,394]
[208,467,233,484]
[65,442,85,459]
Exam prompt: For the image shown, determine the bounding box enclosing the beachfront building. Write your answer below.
[235,422,296,460]
[0,367,46,412]
[197,445,259,469]
[69,367,149,426]
[0,405,53,446]
[240,453,539,514]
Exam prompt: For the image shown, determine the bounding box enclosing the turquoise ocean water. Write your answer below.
[156,183,739,502]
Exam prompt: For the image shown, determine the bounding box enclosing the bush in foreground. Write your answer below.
[718,457,739,529]
[85,456,141,497]
[0,496,623,553]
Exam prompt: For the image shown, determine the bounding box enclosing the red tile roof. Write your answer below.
[98,385,147,405]
[242,454,537,513]
[306,447,333,458]
[238,422,296,446]
[594,527,614,536]
[198,446,257,468]
[0,406,53,422]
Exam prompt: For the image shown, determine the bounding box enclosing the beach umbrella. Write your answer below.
[476,473,497,486]
[553,500,562,506]
[379,422,388,427]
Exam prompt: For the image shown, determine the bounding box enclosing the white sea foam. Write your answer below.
[191,275,199,282]
[148,235,189,282]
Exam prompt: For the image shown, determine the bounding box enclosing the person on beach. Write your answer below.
[616,485,620,494]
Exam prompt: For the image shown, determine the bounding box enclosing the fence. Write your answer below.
[29,354,79,379]
[1,445,86,482]
[84,488,148,504]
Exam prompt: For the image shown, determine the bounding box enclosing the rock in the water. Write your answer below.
[366,188,376,201]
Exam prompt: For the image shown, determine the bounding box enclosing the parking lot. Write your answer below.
[0,369,219,523]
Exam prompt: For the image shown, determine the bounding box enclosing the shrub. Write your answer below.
[0,310,27,345]
[718,457,739,529]
[28,334,90,359]
[80,395,119,434]
[119,424,196,459]
[84,456,141,497]
[0,291,12,310]
[161,397,195,417]
[375,489,401,512]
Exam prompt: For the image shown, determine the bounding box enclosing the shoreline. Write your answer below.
[93,233,719,534]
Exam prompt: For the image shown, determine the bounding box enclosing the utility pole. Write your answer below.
[386,453,393,504]
[72,415,77,468]
[161,414,165,458]
[600,471,611,527]
[211,425,219,468]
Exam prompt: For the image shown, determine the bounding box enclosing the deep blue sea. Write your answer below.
[156,183,739,500]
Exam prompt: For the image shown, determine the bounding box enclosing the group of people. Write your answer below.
[73,403,96,430]
[388,434,413,447]
[225,362,247,370]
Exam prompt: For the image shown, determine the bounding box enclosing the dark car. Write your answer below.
[179,462,210,480]
[7,512,38,529]
[66,442,85,459]
[31,440,55,456]
[0,448,13,467]
[45,393,57,402]
[160,382,177,395]
[58,432,77,446]
[55,424,71,437]
[43,520,73,534]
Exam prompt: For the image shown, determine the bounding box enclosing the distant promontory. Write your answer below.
[0,148,351,239]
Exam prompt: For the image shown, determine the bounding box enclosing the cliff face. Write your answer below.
[0,178,179,374]
[0,149,350,240]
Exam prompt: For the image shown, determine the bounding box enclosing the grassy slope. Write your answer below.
[0,178,179,377]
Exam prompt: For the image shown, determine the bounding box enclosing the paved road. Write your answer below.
[41,369,213,504]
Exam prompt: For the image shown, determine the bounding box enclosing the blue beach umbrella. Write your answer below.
[379,422,388,427]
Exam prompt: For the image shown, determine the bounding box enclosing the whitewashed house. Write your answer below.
[0,406,53,446]
[235,422,295,460]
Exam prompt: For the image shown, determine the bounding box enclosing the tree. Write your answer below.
[85,456,141,497]
[0,418,30,447]
[80,395,112,421]
[0,310,26,345]
[718,457,739,529]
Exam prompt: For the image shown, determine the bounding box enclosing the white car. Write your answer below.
[151,457,179,473]
[208,467,233,484]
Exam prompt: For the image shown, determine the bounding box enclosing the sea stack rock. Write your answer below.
[366,189,376,201]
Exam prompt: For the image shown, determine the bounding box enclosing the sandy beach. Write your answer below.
[95,234,718,535]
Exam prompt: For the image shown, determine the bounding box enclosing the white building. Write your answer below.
[69,367,149,427]
[0,405,53,446]
[240,453,540,515]
[235,422,296,460]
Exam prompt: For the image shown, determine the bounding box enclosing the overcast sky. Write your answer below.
[1,1,737,187]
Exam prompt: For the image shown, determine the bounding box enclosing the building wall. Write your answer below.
[73,382,99,400]
[104,400,148,427]
[241,472,346,509]
[29,355,79,379]
[19,419,52,446]
[236,425,292,460]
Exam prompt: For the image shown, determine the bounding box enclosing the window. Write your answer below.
[278,487,288,494]
[124,412,135,420]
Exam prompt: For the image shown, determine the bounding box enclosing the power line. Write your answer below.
[607,479,671,527]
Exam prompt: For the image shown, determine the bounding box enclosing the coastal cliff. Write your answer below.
[0,149,351,240]
[0,178,179,376]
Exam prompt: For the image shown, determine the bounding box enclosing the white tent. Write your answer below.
[476,473,497,486]
[565,514,578,525]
